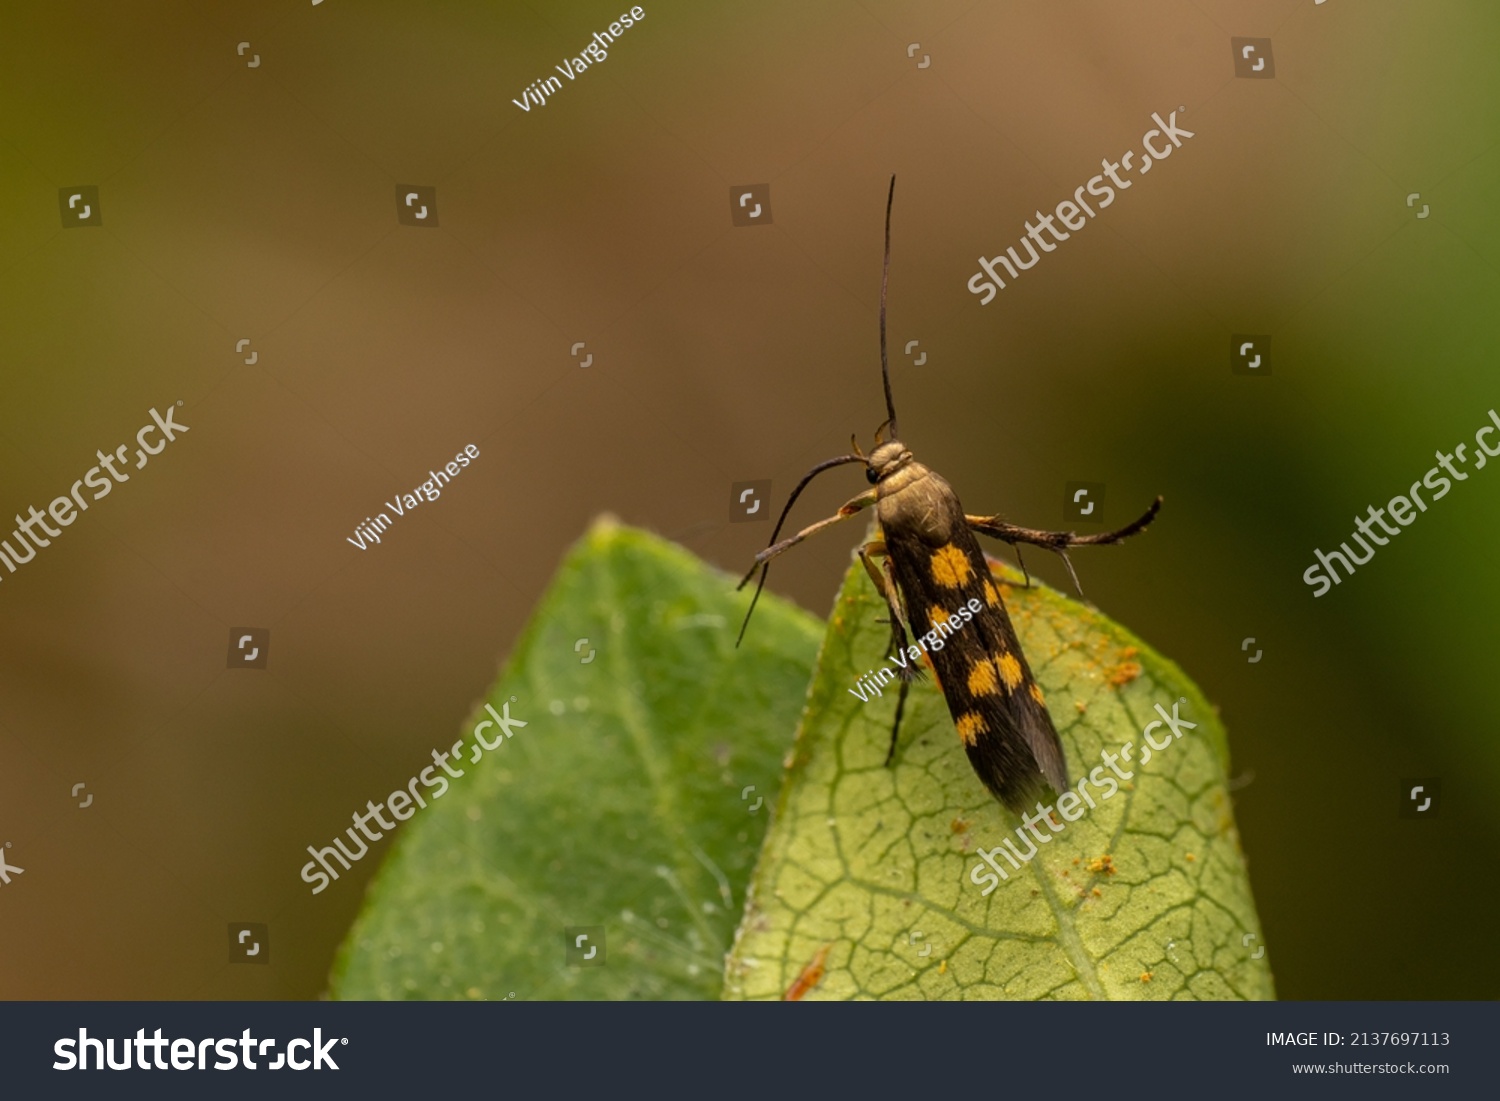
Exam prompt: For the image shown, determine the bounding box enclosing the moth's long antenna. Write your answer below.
[880,174,898,441]
[735,453,866,646]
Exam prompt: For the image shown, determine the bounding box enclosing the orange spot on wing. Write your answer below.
[1029,682,1046,706]
[982,580,1000,607]
[930,545,973,588]
[967,658,1000,697]
[955,712,988,745]
[996,652,1024,691]
[927,606,951,631]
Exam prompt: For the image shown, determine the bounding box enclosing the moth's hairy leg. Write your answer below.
[965,496,1162,596]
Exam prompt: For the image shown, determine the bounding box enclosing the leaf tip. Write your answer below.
[585,511,624,538]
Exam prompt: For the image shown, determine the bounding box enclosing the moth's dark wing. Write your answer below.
[883,519,1068,813]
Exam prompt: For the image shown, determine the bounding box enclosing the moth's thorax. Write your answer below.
[875,459,965,543]
[874,455,926,494]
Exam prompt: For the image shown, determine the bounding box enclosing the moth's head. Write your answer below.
[866,440,912,484]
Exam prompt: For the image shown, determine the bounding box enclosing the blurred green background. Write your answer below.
[1,0,1497,999]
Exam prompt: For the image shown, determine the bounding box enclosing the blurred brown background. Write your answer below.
[2,0,1498,999]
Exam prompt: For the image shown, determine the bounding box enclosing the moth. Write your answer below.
[736,176,1161,813]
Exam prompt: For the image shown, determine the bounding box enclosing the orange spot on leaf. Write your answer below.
[783,943,833,1001]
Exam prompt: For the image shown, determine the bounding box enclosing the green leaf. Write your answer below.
[723,550,1273,1001]
[328,517,822,1000]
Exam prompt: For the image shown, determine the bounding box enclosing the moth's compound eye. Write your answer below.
[866,467,879,485]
